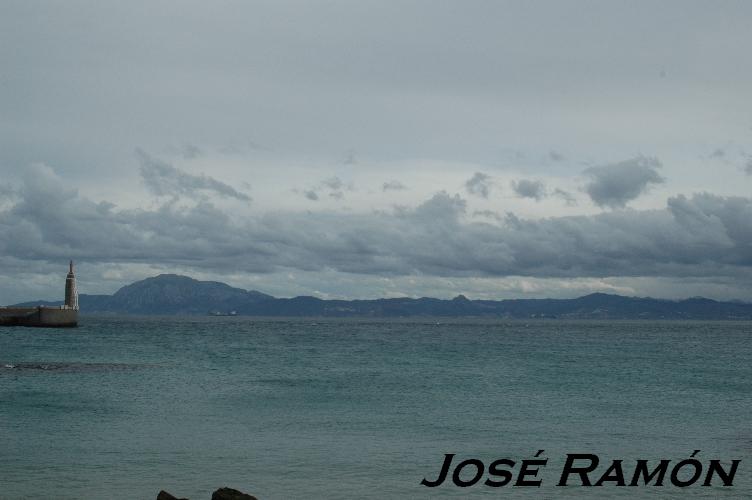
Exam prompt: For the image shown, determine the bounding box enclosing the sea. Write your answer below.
[1,317,750,499]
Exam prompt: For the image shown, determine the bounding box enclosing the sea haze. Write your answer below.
[1,317,750,499]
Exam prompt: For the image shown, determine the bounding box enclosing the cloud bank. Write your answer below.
[2,166,751,286]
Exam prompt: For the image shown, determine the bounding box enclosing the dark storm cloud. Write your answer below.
[511,179,546,200]
[137,149,250,201]
[583,156,664,208]
[2,166,751,281]
[465,172,492,198]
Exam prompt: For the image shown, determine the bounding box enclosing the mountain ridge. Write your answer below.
[10,274,752,319]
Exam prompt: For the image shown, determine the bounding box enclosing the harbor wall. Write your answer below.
[0,307,78,327]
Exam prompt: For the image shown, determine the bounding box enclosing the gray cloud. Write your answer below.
[709,148,725,159]
[553,189,577,206]
[473,210,502,221]
[343,150,357,165]
[181,143,203,159]
[3,166,752,286]
[317,176,354,199]
[411,191,466,223]
[511,179,546,200]
[745,157,752,175]
[382,180,407,192]
[322,177,344,191]
[549,150,565,162]
[0,183,17,200]
[583,156,664,208]
[298,176,354,201]
[137,150,250,201]
[465,172,492,198]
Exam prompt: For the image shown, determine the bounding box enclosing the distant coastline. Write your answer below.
[10,274,752,320]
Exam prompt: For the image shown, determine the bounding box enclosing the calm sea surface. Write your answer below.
[1,317,750,499]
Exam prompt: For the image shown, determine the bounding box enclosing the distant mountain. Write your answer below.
[12,274,273,315]
[10,274,752,319]
[101,274,273,314]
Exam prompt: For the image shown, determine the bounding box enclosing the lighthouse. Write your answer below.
[65,260,79,310]
[1,261,79,327]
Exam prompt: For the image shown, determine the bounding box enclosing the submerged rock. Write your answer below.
[211,487,258,500]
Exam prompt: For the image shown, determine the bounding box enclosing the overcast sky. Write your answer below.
[2,0,752,303]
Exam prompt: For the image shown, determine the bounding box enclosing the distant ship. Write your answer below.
[0,261,79,327]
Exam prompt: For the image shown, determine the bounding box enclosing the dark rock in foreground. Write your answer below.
[156,487,257,500]
[157,491,188,500]
[212,487,258,500]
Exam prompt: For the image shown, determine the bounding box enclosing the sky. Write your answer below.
[1,0,752,303]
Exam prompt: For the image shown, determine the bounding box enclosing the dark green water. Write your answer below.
[1,317,750,499]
